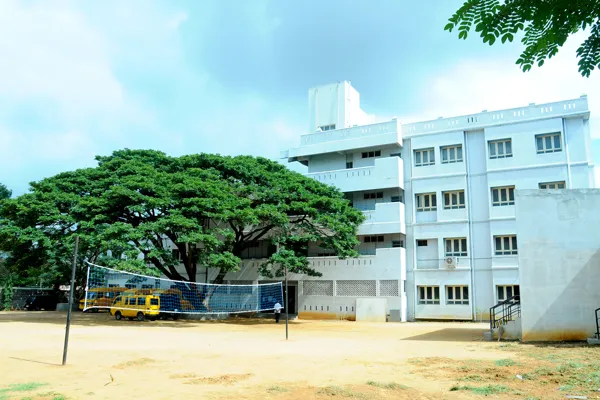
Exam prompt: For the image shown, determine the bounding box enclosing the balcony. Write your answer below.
[358,202,405,235]
[226,247,406,282]
[285,120,401,159]
[305,157,403,192]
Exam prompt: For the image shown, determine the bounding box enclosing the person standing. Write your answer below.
[273,302,283,323]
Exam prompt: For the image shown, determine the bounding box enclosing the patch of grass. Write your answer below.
[450,384,511,396]
[494,359,517,367]
[266,385,289,393]
[459,375,485,382]
[52,395,66,400]
[316,386,367,399]
[365,381,407,390]
[0,382,47,395]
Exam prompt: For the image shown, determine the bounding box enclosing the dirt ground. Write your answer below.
[0,312,598,400]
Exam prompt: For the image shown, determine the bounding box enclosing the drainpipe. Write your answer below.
[562,118,572,188]
[464,132,477,321]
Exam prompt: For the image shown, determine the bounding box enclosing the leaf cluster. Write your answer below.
[445,0,600,77]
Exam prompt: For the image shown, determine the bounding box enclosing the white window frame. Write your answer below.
[536,132,562,154]
[318,124,336,131]
[488,139,513,159]
[494,235,518,255]
[445,238,468,257]
[491,186,515,207]
[415,193,437,212]
[440,144,463,164]
[443,190,465,209]
[539,181,566,189]
[497,285,520,302]
[446,286,469,305]
[414,148,435,167]
[418,286,440,305]
[361,150,381,159]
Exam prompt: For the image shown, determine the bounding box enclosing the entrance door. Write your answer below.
[283,285,297,314]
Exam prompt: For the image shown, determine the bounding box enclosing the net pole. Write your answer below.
[285,266,288,340]
[62,235,79,366]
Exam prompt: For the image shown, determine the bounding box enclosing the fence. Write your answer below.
[0,287,58,310]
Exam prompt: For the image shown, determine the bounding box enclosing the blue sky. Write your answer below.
[1,0,599,196]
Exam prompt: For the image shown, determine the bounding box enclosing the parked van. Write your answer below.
[110,294,160,321]
[79,287,127,312]
[23,294,58,311]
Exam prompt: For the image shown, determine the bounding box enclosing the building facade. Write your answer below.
[281,81,594,321]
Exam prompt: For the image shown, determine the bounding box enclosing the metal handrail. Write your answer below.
[595,307,600,339]
[490,295,521,330]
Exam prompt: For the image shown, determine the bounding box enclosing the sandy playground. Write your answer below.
[0,312,599,400]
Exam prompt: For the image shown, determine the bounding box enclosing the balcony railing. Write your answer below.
[359,202,405,235]
[305,157,403,192]
[402,96,589,136]
[285,120,401,159]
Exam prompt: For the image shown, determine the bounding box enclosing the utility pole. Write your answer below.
[62,235,79,366]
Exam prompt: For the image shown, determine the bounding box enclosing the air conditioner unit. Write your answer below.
[444,256,457,268]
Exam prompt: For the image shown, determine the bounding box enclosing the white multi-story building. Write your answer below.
[280,81,594,321]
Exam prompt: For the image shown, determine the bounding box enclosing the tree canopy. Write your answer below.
[0,183,11,200]
[0,150,364,286]
[445,0,600,77]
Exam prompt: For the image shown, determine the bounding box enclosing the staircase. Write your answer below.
[484,295,521,341]
[587,307,600,345]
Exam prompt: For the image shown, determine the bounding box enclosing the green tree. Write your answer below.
[0,150,364,285]
[0,183,10,200]
[445,0,600,77]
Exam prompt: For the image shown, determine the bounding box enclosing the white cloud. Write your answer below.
[0,0,126,120]
[407,32,600,138]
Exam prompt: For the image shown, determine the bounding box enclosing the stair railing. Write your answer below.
[489,295,521,331]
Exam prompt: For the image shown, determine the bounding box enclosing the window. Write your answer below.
[446,286,469,305]
[363,192,383,200]
[497,285,520,301]
[536,133,562,153]
[364,235,384,243]
[172,249,181,260]
[318,124,336,131]
[150,298,159,306]
[125,284,136,289]
[418,286,440,305]
[494,235,518,255]
[414,148,435,167]
[137,297,146,306]
[390,152,402,158]
[141,284,153,289]
[491,186,515,206]
[440,145,463,164]
[416,193,437,212]
[361,150,381,158]
[445,238,468,257]
[443,190,465,209]
[392,240,403,248]
[539,181,566,189]
[346,162,353,169]
[417,240,428,247]
[489,139,513,159]
[391,195,402,203]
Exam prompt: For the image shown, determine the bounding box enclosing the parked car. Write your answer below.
[109,294,160,321]
[23,295,58,311]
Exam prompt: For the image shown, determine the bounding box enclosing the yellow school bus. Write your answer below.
[109,294,160,321]
[79,287,127,312]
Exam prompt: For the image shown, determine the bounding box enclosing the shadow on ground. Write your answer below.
[0,311,302,328]
[401,327,487,342]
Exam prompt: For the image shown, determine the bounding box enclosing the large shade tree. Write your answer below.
[0,150,364,285]
[446,0,600,77]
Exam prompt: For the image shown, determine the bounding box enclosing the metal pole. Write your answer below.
[62,235,79,366]
[285,266,288,340]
